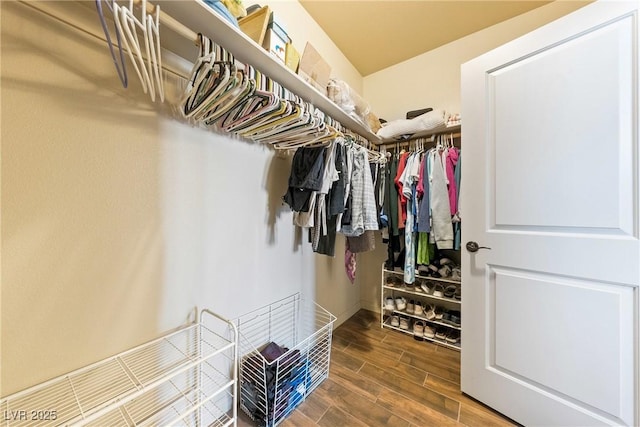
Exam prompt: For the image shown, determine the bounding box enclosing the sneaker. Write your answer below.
[423,324,436,339]
[435,327,447,340]
[413,320,425,340]
[406,299,415,314]
[438,265,452,278]
[390,315,400,327]
[420,281,432,294]
[385,276,395,287]
[446,330,460,344]
[448,310,461,326]
[454,286,462,300]
[434,306,444,320]
[444,285,457,299]
[450,267,461,282]
[417,265,430,276]
[414,279,424,292]
[423,304,436,320]
[384,296,395,311]
[413,301,424,316]
[399,317,410,330]
[433,284,444,298]
[441,310,451,324]
[395,296,407,311]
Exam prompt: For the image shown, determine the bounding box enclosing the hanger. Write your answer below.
[198,65,247,122]
[185,61,233,120]
[203,71,255,126]
[95,0,128,88]
[181,34,217,117]
[223,92,283,134]
[115,0,155,99]
[145,0,164,102]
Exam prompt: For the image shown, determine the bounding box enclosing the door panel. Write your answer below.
[490,267,634,418]
[490,15,634,233]
[461,1,639,426]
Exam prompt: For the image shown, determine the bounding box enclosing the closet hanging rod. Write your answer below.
[380,131,461,149]
[133,0,198,45]
[16,1,188,80]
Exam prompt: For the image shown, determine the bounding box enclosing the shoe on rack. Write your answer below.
[433,284,444,298]
[417,265,430,276]
[384,296,395,311]
[414,301,424,316]
[423,324,436,339]
[420,281,433,294]
[399,317,410,330]
[423,304,436,320]
[454,286,462,300]
[441,310,451,324]
[438,265,452,278]
[444,285,457,299]
[450,267,461,282]
[406,299,415,314]
[413,320,425,340]
[414,279,424,292]
[434,306,444,320]
[446,330,460,344]
[448,310,461,327]
[390,315,400,328]
[435,327,447,340]
[385,276,395,287]
[395,296,407,311]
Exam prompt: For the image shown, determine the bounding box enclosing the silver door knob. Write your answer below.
[466,241,491,252]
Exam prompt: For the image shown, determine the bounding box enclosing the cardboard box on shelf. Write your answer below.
[298,43,331,93]
[285,43,300,73]
[262,14,290,63]
[238,5,270,45]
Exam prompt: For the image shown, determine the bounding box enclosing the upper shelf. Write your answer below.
[156,0,381,143]
[379,124,461,145]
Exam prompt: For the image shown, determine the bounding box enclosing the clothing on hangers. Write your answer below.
[429,148,453,249]
[380,135,461,274]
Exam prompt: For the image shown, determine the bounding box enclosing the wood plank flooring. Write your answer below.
[238,309,519,427]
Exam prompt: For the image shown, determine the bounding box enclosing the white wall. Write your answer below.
[363,1,590,121]
[256,0,363,94]
[359,1,590,312]
[253,0,365,326]
[0,0,356,396]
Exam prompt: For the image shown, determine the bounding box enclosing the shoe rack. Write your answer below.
[380,264,461,351]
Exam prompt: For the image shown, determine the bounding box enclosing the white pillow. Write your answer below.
[376,109,447,139]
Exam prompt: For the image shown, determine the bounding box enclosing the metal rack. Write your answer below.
[0,310,238,427]
[236,294,335,427]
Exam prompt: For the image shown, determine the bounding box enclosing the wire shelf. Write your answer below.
[1,310,238,427]
[236,294,335,427]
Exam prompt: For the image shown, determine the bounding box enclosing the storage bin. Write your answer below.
[236,294,336,427]
[0,310,239,427]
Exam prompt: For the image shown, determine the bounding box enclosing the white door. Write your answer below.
[461,1,639,426]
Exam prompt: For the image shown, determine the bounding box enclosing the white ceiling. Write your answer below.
[298,1,579,76]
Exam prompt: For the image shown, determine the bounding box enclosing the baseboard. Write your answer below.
[333,300,362,328]
[360,300,381,315]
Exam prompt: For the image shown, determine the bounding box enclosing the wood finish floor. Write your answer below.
[238,309,519,427]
